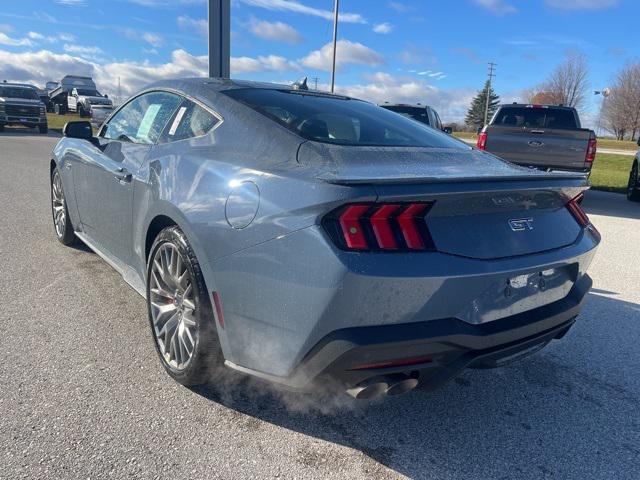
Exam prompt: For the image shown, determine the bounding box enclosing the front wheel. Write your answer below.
[50,167,76,245]
[147,226,223,386]
[628,163,640,202]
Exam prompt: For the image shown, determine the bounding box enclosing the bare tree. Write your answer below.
[537,52,590,111]
[602,63,640,140]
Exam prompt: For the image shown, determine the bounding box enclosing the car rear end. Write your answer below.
[214,149,599,398]
[478,104,597,173]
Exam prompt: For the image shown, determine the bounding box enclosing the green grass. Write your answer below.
[590,153,635,193]
[595,138,638,151]
[47,113,81,132]
[453,131,477,140]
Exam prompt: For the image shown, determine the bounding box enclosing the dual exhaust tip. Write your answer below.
[346,373,419,400]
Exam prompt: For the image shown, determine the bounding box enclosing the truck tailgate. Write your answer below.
[485,125,592,171]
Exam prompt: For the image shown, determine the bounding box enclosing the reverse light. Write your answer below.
[477,131,488,150]
[325,202,436,252]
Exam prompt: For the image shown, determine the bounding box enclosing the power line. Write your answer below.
[483,62,497,127]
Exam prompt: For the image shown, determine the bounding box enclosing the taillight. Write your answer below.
[566,193,590,227]
[585,136,597,165]
[324,202,436,252]
[477,131,488,150]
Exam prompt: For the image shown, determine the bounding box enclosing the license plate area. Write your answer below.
[457,264,578,324]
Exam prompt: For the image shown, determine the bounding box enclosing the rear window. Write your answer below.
[381,106,431,127]
[493,107,578,129]
[223,88,463,149]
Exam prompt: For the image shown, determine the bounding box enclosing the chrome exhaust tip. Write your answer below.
[385,375,419,396]
[346,379,388,400]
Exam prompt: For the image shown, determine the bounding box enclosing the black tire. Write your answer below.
[78,105,85,118]
[39,125,48,134]
[0,125,4,132]
[50,166,77,246]
[146,226,223,386]
[628,162,640,202]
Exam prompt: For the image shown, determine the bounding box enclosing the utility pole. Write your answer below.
[330,0,339,93]
[311,77,319,90]
[483,62,497,127]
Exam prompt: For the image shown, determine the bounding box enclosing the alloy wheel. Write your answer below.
[149,243,198,371]
[51,170,66,238]
[628,165,638,196]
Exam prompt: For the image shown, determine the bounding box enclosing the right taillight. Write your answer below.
[585,136,597,165]
[324,202,436,252]
[566,193,590,227]
[477,131,488,150]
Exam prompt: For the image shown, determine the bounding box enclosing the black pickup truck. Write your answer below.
[477,104,596,173]
[0,83,48,134]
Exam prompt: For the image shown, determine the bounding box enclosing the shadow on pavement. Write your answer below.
[193,292,640,479]
[583,189,640,220]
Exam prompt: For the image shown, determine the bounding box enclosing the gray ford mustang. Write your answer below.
[50,78,600,399]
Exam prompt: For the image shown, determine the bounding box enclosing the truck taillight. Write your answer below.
[585,137,597,164]
[324,202,436,252]
[477,132,488,150]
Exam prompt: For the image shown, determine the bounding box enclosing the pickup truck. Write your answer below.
[0,82,48,134]
[48,75,113,118]
[477,104,597,173]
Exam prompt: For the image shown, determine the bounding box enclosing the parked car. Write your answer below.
[628,139,640,202]
[49,79,600,399]
[48,75,113,117]
[0,82,48,133]
[379,103,450,133]
[478,104,597,174]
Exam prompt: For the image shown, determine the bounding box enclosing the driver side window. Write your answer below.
[103,91,182,145]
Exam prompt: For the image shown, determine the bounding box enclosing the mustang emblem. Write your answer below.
[508,218,534,231]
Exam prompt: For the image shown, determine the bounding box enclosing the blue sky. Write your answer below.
[0,0,635,123]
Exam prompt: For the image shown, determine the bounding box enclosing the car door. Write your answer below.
[75,91,182,263]
[68,88,78,112]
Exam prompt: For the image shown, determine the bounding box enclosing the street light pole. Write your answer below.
[330,0,339,93]
[208,0,230,78]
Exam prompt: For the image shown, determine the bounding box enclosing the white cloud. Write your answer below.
[373,23,393,34]
[388,2,414,12]
[26,31,76,44]
[301,40,383,71]
[239,0,366,24]
[472,0,517,14]
[0,48,299,98]
[55,0,88,5]
[248,18,303,44]
[27,31,45,41]
[142,32,163,47]
[545,0,617,9]
[63,44,104,56]
[0,32,33,47]
[177,15,208,37]
[337,72,474,122]
[0,24,15,34]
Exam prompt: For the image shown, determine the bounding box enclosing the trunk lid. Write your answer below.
[299,142,588,260]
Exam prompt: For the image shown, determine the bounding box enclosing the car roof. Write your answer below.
[500,103,575,110]
[0,82,37,89]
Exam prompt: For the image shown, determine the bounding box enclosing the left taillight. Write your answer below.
[566,193,590,227]
[477,131,488,150]
[323,202,436,252]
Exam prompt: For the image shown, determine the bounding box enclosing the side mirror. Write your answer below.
[442,127,453,135]
[104,94,108,99]
[63,121,93,140]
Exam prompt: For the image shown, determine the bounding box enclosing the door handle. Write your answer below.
[113,167,132,183]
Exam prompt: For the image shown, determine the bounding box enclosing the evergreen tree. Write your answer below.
[465,80,500,128]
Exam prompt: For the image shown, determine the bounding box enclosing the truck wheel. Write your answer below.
[39,125,48,134]
[78,105,85,117]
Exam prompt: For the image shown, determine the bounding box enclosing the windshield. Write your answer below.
[382,106,431,127]
[77,89,101,97]
[224,88,464,148]
[0,86,40,100]
[493,107,578,129]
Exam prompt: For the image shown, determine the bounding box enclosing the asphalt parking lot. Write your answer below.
[1,130,639,480]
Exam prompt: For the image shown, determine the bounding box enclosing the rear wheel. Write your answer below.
[628,163,640,202]
[50,167,76,245]
[78,105,86,117]
[147,226,223,386]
